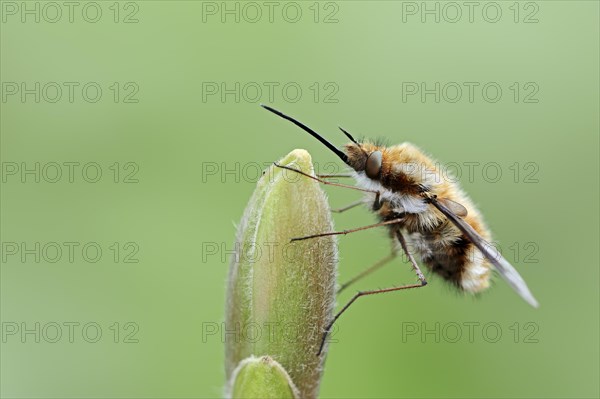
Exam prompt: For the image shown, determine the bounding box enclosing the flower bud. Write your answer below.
[224,149,338,399]
[228,356,299,399]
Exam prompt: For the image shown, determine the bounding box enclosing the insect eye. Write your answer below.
[365,151,382,179]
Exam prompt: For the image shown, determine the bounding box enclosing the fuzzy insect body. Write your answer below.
[347,141,492,293]
[260,105,538,348]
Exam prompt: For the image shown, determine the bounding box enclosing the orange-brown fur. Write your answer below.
[346,141,492,292]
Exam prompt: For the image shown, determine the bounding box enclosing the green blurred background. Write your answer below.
[1,1,598,398]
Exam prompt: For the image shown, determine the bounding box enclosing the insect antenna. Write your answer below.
[261,104,349,164]
[338,126,359,145]
[339,126,370,157]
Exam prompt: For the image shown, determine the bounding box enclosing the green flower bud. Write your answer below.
[228,356,299,399]
[224,149,338,399]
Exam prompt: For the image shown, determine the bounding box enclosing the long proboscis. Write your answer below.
[261,104,349,164]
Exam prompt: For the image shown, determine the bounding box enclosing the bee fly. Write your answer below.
[260,105,539,356]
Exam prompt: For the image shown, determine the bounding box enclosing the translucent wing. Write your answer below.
[430,197,539,308]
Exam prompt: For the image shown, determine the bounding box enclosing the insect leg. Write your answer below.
[274,163,379,196]
[290,218,403,242]
[331,200,364,214]
[337,251,398,294]
[317,230,427,356]
[316,173,353,178]
[396,230,427,283]
[372,195,383,211]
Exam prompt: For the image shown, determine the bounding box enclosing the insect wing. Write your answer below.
[430,198,539,308]
[437,198,468,217]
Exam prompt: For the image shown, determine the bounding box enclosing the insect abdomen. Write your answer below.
[403,225,491,293]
